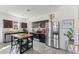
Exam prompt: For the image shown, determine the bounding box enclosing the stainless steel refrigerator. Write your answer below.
[46,21,60,48]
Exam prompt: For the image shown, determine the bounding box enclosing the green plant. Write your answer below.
[64,28,74,41]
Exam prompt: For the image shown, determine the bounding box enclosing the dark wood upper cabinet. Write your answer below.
[21,23,27,28]
[32,20,48,28]
[3,20,13,28]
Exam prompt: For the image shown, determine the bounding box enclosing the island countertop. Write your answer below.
[12,33,33,40]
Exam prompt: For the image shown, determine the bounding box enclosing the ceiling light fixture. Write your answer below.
[26,9,31,12]
[49,5,55,22]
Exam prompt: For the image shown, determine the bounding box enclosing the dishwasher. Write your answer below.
[3,34,11,43]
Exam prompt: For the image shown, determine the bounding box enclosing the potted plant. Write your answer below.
[64,28,74,44]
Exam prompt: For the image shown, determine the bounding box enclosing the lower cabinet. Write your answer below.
[3,34,11,43]
[34,33,45,43]
[39,34,45,43]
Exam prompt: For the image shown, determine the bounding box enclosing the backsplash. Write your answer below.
[3,28,23,33]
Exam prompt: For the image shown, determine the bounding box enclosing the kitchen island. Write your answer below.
[10,33,33,54]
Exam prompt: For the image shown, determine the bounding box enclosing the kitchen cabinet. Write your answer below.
[4,34,11,43]
[32,20,48,28]
[32,20,48,43]
[21,23,27,28]
[13,21,18,30]
[3,20,13,28]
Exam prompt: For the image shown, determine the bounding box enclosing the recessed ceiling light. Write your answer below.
[26,9,31,12]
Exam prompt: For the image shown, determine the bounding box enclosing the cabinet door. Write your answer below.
[21,23,27,28]
[3,20,13,28]
[6,35,11,42]
[40,21,45,28]
[8,21,13,28]
[32,22,39,28]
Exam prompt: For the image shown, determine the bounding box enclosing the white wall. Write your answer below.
[73,6,78,53]
[55,6,78,50]
[27,5,78,50]
[26,14,50,32]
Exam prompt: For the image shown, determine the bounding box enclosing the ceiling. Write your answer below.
[0,5,61,18]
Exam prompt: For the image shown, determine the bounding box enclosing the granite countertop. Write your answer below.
[3,31,22,33]
[3,29,23,33]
